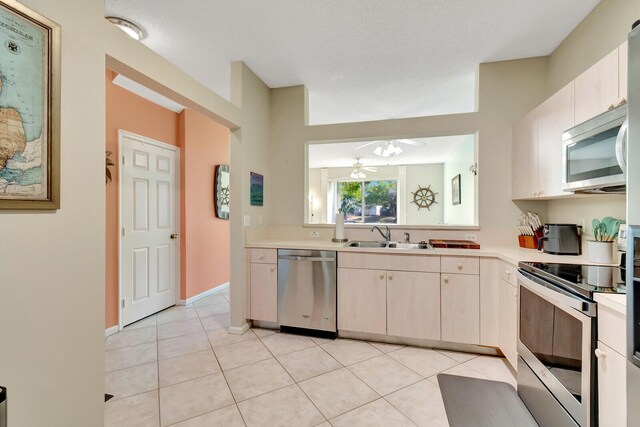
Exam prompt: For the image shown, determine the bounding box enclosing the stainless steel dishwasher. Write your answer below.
[277,249,337,338]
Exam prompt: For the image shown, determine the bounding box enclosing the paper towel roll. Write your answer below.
[335,212,345,240]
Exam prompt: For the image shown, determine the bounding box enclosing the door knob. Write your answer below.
[170,233,178,240]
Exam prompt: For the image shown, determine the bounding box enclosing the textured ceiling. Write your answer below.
[105,0,600,124]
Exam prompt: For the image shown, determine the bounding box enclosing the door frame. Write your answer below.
[118,129,181,331]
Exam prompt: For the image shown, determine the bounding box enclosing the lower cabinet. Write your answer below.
[441,273,480,344]
[387,271,440,340]
[498,278,518,369]
[250,262,278,322]
[337,268,387,335]
[596,341,626,427]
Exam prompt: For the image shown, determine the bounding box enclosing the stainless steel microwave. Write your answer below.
[562,104,627,193]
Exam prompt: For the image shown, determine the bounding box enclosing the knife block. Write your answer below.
[518,235,537,249]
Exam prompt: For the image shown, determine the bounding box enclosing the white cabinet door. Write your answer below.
[574,49,619,124]
[441,274,480,345]
[512,108,539,200]
[338,268,386,335]
[250,263,278,322]
[538,82,574,198]
[499,279,518,370]
[619,41,628,103]
[596,341,626,427]
[387,271,440,340]
[479,258,499,347]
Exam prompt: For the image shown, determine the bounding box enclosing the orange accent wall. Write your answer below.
[105,70,230,328]
[105,70,180,328]
[179,109,231,300]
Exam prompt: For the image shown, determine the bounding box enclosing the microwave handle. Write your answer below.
[616,118,628,174]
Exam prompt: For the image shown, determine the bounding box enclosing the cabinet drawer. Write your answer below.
[598,304,626,356]
[500,261,517,286]
[339,252,440,273]
[250,248,277,264]
[441,256,479,275]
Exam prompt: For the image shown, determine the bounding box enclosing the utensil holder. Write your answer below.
[587,240,615,264]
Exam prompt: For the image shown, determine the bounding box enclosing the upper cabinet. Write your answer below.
[512,42,628,201]
[512,108,539,200]
[619,41,628,102]
[538,82,575,198]
[574,49,620,124]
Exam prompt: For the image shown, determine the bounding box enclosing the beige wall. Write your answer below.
[267,56,549,245]
[443,135,476,225]
[0,1,266,426]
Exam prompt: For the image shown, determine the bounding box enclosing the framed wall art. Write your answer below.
[451,174,461,205]
[214,164,229,219]
[250,172,263,206]
[0,0,61,210]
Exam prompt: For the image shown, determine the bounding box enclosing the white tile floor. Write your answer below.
[105,287,516,427]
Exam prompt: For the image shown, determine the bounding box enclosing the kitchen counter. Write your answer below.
[595,293,626,315]
[246,239,615,267]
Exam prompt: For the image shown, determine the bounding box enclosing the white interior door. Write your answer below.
[120,131,179,327]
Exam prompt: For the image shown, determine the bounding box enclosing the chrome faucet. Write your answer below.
[371,225,391,242]
[404,232,410,243]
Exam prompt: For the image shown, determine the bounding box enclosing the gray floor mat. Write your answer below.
[438,374,539,427]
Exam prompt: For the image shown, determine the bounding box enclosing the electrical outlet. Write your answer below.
[578,218,585,230]
[465,233,478,241]
[259,215,263,225]
[243,215,251,227]
[310,231,320,238]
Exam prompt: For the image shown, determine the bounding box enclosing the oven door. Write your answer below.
[517,270,597,427]
[563,108,627,193]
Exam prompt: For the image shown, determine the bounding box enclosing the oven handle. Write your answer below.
[518,270,597,317]
[615,118,628,174]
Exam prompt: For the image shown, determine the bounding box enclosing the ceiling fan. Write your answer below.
[350,158,377,179]
[355,139,425,158]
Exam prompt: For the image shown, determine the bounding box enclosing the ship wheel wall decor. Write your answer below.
[411,185,438,210]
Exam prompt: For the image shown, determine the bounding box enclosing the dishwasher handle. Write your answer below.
[278,255,335,262]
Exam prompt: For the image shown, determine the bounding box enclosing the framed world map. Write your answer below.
[0,0,60,209]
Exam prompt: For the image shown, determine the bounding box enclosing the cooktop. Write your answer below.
[519,261,626,298]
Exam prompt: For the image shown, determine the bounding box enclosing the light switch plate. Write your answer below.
[243,215,251,226]
[310,231,320,238]
[465,233,478,241]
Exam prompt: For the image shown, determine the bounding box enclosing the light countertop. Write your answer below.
[245,239,615,267]
[595,293,627,315]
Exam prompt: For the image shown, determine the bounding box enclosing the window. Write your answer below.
[337,180,397,224]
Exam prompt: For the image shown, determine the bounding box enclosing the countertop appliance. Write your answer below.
[628,19,640,427]
[277,249,337,338]
[538,224,582,255]
[0,386,5,427]
[517,262,625,427]
[562,103,627,194]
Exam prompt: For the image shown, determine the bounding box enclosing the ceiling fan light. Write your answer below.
[394,146,403,155]
[373,146,383,156]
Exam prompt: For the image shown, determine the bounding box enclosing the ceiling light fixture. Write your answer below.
[106,17,146,41]
[373,141,403,158]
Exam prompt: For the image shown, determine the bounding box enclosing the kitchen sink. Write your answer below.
[346,241,390,248]
[346,241,433,250]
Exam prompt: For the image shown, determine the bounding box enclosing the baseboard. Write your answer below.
[228,322,250,335]
[178,282,229,306]
[105,325,119,338]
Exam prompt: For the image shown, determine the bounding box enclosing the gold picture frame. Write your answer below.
[0,0,60,210]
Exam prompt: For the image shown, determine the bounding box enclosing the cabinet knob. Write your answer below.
[513,291,518,297]
[608,104,615,110]
[388,273,393,280]
[506,271,511,278]
[260,255,265,260]
[443,275,449,283]
[618,98,627,106]
[379,274,385,280]
[457,263,463,270]
[270,267,276,273]
[595,348,606,359]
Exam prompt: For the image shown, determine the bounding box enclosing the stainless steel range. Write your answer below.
[517,262,626,427]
